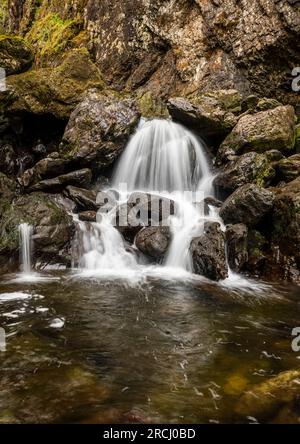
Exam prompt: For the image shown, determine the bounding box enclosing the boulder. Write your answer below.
[64,186,98,211]
[214,152,275,192]
[59,89,140,171]
[0,35,33,75]
[0,192,74,265]
[246,230,268,273]
[203,196,222,215]
[168,90,241,139]
[190,222,228,281]
[0,143,15,175]
[19,157,69,188]
[217,106,296,163]
[135,226,171,259]
[3,48,104,119]
[226,224,248,272]
[277,154,300,183]
[235,369,300,421]
[28,168,92,192]
[220,184,275,226]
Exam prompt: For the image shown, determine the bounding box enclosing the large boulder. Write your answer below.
[3,48,104,119]
[19,157,70,188]
[190,222,228,281]
[59,89,140,171]
[64,186,98,211]
[135,226,171,259]
[220,184,275,226]
[0,35,33,75]
[217,106,296,163]
[277,154,300,183]
[214,152,275,192]
[0,192,74,265]
[28,168,92,192]
[168,90,241,139]
[226,224,248,272]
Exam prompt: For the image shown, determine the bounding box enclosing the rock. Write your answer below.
[79,211,97,222]
[235,369,300,421]
[217,106,296,163]
[203,196,222,215]
[272,177,300,259]
[246,230,268,273]
[0,192,74,265]
[0,172,16,218]
[64,186,98,211]
[277,154,300,183]
[137,91,169,119]
[168,90,241,139]
[19,157,70,188]
[0,35,33,75]
[220,184,275,226]
[135,226,171,259]
[59,89,140,171]
[29,168,92,192]
[3,48,104,119]
[214,152,275,192]
[226,224,248,272]
[0,143,15,175]
[295,124,300,153]
[190,222,228,281]
[265,150,285,162]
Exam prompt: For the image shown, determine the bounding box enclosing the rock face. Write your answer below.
[217,106,296,163]
[220,184,275,226]
[226,224,248,272]
[0,35,33,75]
[190,222,228,281]
[0,192,74,265]
[60,89,140,171]
[135,226,171,259]
[214,152,275,192]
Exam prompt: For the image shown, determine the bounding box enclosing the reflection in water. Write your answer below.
[0,271,300,424]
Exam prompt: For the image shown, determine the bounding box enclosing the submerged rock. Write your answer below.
[235,369,300,421]
[220,184,275,226]
[217,106,296,163]
[60,89,140,171]
[226,224,248,272]
[0,35,33,75]
[135,226,171,259]
[214,152,275,192]
[190,222,228,281]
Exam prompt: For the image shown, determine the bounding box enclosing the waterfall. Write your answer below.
[74,119,218,277]
[19,223,33,274]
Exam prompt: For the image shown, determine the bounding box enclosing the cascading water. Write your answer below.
[19,223,33,275]
[74,118,226,279]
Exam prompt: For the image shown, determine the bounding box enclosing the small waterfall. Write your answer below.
[19,223,33,274]
[73,119,223,278]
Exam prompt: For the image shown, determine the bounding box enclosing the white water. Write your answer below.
[19,223,33,274]
[73,119,258,288]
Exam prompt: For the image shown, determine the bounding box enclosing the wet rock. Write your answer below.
[79,211,97,222]
[0,35,33,75]
[246,230,268,273]
[4,48,104,119]
[64,186,98,211]
[235,369,300,421]
[0,192,74,265]
[203,196,222,215]
[0,143,15,175]
[29,168,92,192]
[214,152,275,192]
[60,89,140,171]
[226,224,248,272]
[19,157,69,188]
[220,184,275,226]
[168,90,241,139]
[272,177,300,259]
[217,106,296,163]
[135,226,171,259]
[277,154,300,183]
[190,222,228,281]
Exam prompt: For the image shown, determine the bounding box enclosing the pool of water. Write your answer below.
[0,271,300,423]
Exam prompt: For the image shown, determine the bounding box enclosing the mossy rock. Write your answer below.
[0,34,34,75]
[295,124,300,153]
[5,48,105,119]
[137,91,169,119]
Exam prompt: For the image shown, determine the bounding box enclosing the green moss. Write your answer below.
[253,154,275,188]
[137,91,169,119]
[26,12,82,66]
